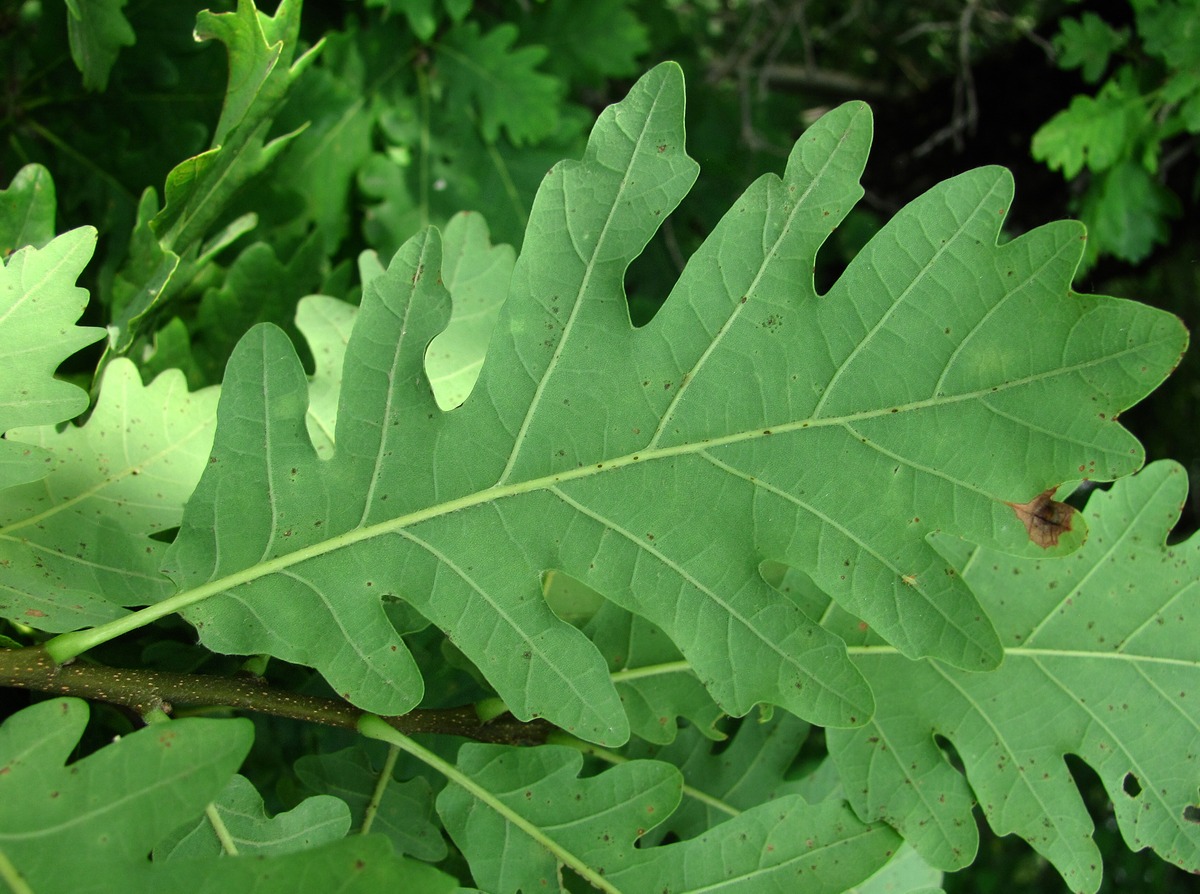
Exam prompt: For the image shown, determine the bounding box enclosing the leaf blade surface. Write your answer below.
[0,228,105,490]
[1,360,217,631]
[830,461,1200,892]
[163,63,1183,746]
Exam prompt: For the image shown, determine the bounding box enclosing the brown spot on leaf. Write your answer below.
[1007,488,1076,548]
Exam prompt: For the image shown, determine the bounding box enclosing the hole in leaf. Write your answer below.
[933,734,966,775]
[560,866,592,887]
[1184,805,1200,824]
[148,526,180,544]
[1123,772,1142,797]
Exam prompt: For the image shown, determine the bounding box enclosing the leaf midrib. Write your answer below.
[46,338,1160,662]
[0,734,244,844]
[847,643,1198,667]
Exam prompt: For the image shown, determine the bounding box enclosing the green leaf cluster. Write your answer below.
[1,0,650,392]
[0,3,1196,893]
[0,699,454,893]
[1032,0,1200,267]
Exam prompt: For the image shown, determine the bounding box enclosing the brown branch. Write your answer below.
[0,647,554,746]
[755,63,899,100]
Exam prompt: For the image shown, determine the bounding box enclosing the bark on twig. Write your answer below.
[0,647,554,746]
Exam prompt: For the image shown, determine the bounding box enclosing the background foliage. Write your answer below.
[1,1,1198,892]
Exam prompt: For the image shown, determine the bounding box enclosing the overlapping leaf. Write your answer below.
[0,360,217,631]
[852,847,944,894]
[268,30,376,249]
[1052,13,1128,83]
[0,228,105,490]
[0,164,56,255]
[108,0,318,355]
[438,742,901,894]
[295,210,513,450]
[0,699,454,894]
[523,0,650,83]
[298,293,358,458]
[157,0,312,245]
[80,837,456,894]
[632,711,812,845]
[356,12,583,254]
[582,598,725,745]
[438,22,561,145]
[0,698,251,889]
[157,63,1182,748]
[626,707,944,891]
[154,774,350,858]
[108,189,181,350]
[189,234,326,382]
[1031,84,1143,179]
[829,461,1200,893]
[294,744,447,860]
[64,0,135,91]
[1083,161,1179,265]
[423,212,514,409]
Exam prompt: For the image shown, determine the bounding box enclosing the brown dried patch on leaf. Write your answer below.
[1007,488,1076,548]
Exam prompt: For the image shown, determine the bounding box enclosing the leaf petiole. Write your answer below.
[205,803,240,856]
[359,744,400,836]
[42,578,242,664]
[0,848,35,894]
[609,660,692,683]
[358,714,623,894]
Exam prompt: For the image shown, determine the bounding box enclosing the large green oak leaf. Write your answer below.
[436,741,901,893]
[829,461,1200,892]
[148,64,1182,746]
